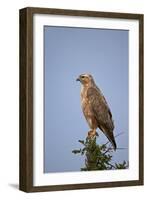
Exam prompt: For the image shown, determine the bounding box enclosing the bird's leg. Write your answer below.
[88,130,92,137]
[88,129,97,137]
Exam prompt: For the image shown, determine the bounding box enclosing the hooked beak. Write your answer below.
[76,76,81,81]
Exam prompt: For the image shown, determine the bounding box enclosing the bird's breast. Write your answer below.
[80,86,91,113]
[81,86,87,105]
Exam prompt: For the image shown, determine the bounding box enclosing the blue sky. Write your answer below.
[44,26,129,173]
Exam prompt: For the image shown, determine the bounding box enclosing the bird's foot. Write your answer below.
[88,130,97,138]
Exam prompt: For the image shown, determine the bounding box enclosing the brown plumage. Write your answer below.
[76,73,117,150]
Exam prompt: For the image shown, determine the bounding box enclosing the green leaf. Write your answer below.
[72,149,81,154]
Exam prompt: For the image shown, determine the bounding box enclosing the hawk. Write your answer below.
[76,74,117,150]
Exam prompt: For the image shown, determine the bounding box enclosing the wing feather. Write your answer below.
[87,87,114,132]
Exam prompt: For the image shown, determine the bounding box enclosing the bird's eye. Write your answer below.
[81,76,85,79]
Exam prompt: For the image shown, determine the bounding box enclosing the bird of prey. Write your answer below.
[76,74,117,150]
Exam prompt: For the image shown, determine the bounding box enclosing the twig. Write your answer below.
[105,162,116,169]
[115,147,127,150]
[103,147,112,155]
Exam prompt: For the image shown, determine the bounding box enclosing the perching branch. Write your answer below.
[72,134,128,171]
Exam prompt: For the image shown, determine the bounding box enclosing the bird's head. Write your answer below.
[76,74,95,86]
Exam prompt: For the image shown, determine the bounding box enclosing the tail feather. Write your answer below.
[99,126,117,150]
[105,132,117,151]
[110,136,117,151]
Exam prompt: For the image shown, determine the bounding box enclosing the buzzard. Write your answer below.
[76,74,117,150]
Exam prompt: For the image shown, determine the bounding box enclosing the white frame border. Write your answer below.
[33,14,139,186]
